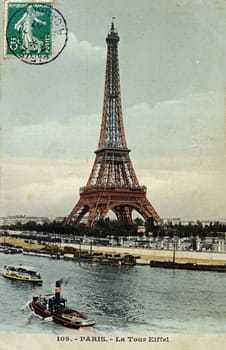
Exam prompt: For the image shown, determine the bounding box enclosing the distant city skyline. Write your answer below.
[1,214,226,224]
[0,0,226,220]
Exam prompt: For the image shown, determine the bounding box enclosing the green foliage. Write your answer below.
[93,219,137,237]
[1,219,226,239]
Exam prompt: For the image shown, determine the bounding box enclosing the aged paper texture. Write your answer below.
[0,0,226,349]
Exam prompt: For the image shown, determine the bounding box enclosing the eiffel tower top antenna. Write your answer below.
[111,16,116,30]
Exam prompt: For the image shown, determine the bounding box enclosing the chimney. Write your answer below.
[55,280,61,302]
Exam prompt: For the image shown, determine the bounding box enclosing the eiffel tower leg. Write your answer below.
[98,204,110,221]
[87,207,98,227]
[122,206,132,224]
[65,199,91,225]
[135,198,162,223]
[65,199,84,224]
[112,205,132,224]
[87,204,109,226]
[113,206,123,221]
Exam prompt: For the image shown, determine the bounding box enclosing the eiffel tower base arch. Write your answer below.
[66,186,162,227]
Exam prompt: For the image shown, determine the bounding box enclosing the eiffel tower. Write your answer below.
[66,20,162,227]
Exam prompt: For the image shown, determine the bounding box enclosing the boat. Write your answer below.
[29,280,95,329]
[150,260,226,272]
[2,264,42,283]
[150,238,226,272]
[74,251,139,266]
[121,254,140,266]
[94,255,123,265]
[2,247,23,254]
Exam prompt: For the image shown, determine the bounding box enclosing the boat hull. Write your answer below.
[52,312,95,329]
[3,272,42,283]
[29,300,52,318]
[150,260,226,272]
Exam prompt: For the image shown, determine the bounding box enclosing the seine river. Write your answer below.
[0,253,225,334]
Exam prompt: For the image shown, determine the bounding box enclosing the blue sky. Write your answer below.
[0,0,226,220]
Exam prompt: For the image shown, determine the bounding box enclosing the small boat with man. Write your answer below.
[2,264,42,283]
[29,280,95,329]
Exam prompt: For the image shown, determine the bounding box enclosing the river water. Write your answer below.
[0,253,225,334]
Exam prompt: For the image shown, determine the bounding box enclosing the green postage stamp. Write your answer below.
[4,0,68,64]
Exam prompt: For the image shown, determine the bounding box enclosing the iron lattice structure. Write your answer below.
[66,21,162,227]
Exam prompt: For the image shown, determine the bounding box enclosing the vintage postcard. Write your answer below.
[0,0,226,349]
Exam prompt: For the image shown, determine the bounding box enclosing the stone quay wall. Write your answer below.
[62,243,226,265]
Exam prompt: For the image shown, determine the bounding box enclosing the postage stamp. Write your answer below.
[4,0,68,64]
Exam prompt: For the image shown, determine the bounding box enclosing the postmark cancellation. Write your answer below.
[4,0,68,64]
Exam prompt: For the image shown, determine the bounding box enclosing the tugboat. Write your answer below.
[2,265,42,283]
[29,281,95,329]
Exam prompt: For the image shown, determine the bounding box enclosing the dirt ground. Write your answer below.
[0,237,44,250]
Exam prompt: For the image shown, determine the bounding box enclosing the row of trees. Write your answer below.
[0,219,138,238]
[0,218,226,239]
[159,221,226,239]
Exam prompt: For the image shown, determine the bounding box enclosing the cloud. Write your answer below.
[125,90,225,158]
[1,33,105,128]
[3,90,224,162]
[1,155,225,220]
[2,114,100,160]
[149,167,226,220]
[0,158,91,218]
[132,155,226,220]
[65,32,105,62]
[2,84,225,221]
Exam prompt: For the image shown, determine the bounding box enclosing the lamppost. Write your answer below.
[89,239,93,256]
[79,238,82,259]
[172,236,178,263]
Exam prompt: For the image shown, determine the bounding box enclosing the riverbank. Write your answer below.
[0,237,44,250]
[62,243,226,265]
[1,236,226,265]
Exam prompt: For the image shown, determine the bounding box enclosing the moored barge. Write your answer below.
[150,260,226,272]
